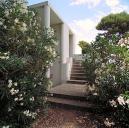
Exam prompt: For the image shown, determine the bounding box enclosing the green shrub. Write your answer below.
[97,36,129,103]
[81,34,129,100]
[109,91,129,127]
[0,0,57,127]
[81,33,129,126]
[82,43,101,85]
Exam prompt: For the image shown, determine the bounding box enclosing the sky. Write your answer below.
[28,0,129,54]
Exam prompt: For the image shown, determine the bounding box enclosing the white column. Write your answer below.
[61,24,69,63]
[61,24,65,63]
[61,24,70,82]
[43,5,51,78]
[70,34,76,56]
[72,34,76,55]
[43,5,50,27]
[61,24,66,82]
[69,35,73,57]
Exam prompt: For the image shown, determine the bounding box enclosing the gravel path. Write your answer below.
[32,107,107,128]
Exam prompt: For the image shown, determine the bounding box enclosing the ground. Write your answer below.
[32,107,109,128]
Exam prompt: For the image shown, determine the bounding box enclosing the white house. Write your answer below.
[30,1,75,86]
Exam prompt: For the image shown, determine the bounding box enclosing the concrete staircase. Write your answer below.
[67,60,87,84]
[48,84,97,110]
[47,60,99,110]
[48,96,94,110]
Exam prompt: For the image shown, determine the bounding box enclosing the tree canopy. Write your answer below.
[96,12,129,35]
[79,41,90,54]
[79,40,89,49]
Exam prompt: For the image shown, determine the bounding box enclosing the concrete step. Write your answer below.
[72,66,84,69]
[73,60,82,63]
[73,63,82,66]
[72,69,84,72]
[49,84,88,101]
[72,67,84,70]
[72,68,85,71]
[72,70,85,74]
[67,80,87,84]
[71,73,85,77]
[49,93,86,101]
[71,73,85,75]
[72,64,83,67]
[48,97,94,109]
[70,76,86,80]
[48,97,109,112]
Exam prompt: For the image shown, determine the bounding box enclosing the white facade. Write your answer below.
[30,1,75,86]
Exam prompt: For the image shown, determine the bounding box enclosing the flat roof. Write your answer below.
[29,1,74,34]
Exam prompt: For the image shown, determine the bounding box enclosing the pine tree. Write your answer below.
[96,12,129,35]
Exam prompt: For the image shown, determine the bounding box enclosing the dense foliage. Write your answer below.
[94,35,129,101]
[81,34,129,100]
[81,43,99,85]
[80,28,129,127]
[78,40,89,54]
[0,0,57,127]
[96,12,129,35]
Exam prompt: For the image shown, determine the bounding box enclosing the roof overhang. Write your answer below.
[29,1,74,35]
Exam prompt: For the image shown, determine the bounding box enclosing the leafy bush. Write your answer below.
[81,33,129,127]
[81,34,129,101]
[109,91,129,127]
[81,42,101,85]
[0,0,57,127]
[97,36,129,102]
[80,10,129,126]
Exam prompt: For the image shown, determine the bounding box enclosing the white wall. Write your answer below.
[50,24,62,86]
[61,23,72,82]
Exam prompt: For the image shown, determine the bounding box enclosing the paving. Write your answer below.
[48,83,98,109]
[48,59,97,109]
[32,107,106,128]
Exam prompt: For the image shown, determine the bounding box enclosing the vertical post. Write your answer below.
[43,5,51,78]
[61,24,65,63]
[43,5,50,27]
[72,34,75,55]
[69,34,76,57]
[61,24,70,82]
[69,35,73,57]
[61,23,65,82]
